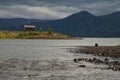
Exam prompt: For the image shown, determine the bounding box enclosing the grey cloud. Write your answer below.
[0,0,120,19]
[1,0,119,7]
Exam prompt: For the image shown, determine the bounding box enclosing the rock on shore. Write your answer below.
[73,57,120,71]
[79,46,120,58]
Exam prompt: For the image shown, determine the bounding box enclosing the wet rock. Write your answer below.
[93,57,97,61]
[78,58,82,61]
[98,53,102,56]
[84,58,89,62]
[113,61,120,65]
[72,57,120,71]
[73,58,78,63]
[104,58,109,62]
[78,65,86,67]
[94,59,102,64]
[88,59,93,63]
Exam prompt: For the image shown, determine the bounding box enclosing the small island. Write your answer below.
[0,30,76,39]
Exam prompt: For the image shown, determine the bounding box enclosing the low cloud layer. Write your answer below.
[0,0,120,19]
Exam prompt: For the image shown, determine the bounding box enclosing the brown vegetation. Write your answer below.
[0,31,75,39]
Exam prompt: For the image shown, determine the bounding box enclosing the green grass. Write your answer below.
[0,31,74,39]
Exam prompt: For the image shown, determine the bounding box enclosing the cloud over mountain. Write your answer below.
[0,0,120,19]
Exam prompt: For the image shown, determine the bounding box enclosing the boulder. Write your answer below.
[78,65,86,67]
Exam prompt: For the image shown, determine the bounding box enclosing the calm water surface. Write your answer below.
[0,38,120,60]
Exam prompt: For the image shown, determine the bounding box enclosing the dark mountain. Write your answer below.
[31,11,100,36]
[0,11,120,37]
[0,18,48,31]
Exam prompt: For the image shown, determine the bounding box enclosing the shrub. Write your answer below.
[47,27,53,35]
[40,27,43,33]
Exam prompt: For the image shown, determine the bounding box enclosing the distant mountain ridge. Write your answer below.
[0,11,120,37]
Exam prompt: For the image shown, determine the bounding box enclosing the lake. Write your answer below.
[0,38,120,80]
[0,38,120,60]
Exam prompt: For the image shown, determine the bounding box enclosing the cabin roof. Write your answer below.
[23,25,35,28]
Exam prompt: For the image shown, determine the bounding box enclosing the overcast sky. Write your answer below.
[0,0,120,19]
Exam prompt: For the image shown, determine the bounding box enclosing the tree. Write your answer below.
[40,27,43,33]
[48,27,53,35]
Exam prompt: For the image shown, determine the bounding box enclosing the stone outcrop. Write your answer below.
[73,58,120,71]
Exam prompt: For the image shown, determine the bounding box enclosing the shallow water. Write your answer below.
[0,38,120,80]
[0,38,120,60]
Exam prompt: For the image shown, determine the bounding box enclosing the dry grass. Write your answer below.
[0,31,74,39]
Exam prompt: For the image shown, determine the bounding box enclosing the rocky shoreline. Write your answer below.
[80,46,120,58]
[73,57,120,71]
[68,46,120,71]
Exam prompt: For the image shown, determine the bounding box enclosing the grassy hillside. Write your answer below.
[0,31,75,39]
